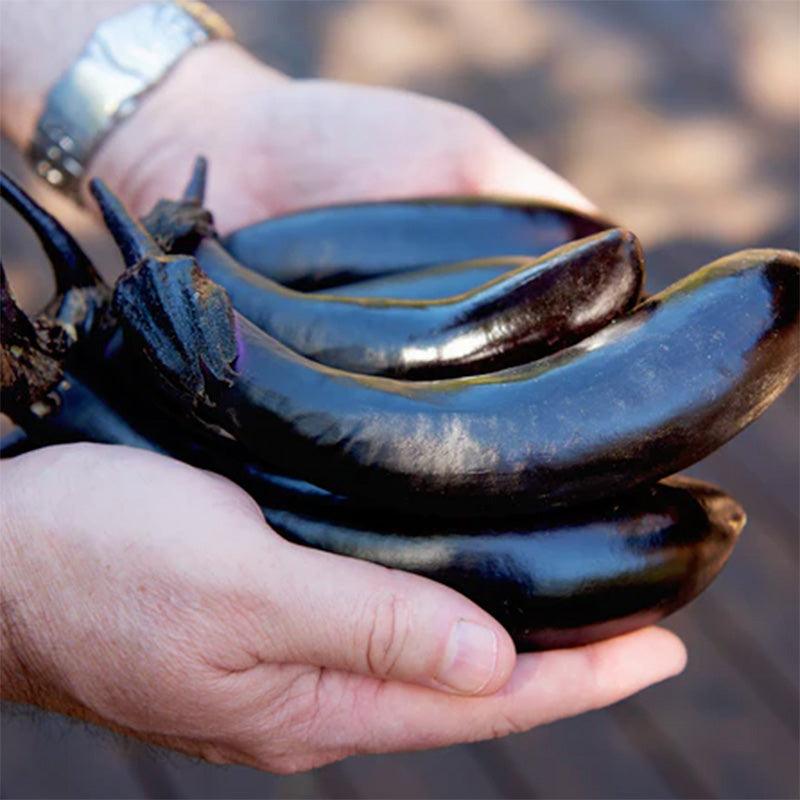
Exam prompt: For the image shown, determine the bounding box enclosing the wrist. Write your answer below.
[0,1,142,152]
[85,40,286,214]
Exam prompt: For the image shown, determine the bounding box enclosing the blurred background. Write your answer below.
[1,1,798,798]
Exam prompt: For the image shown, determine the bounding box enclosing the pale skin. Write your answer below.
[0,5,686,774]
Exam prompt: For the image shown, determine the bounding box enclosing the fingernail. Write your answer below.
[436,620,499,694]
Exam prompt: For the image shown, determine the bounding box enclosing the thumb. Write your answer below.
[261,539,517,696]
[473,134,597,215]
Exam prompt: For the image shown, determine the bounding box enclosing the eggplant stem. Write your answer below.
[182,156,208,205]
[1,172,102,293]
[90,178,163,268]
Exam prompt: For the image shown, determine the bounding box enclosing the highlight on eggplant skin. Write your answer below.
[218,250,800,515]
[0,371,745,653]
[91,178,800,515]
[220,197,613,290]
[190,226,645,379]
[263,477,746,651]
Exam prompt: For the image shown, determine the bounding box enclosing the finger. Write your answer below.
[243,540,517,696]
[471,137,598,214]
[317,626,686,755]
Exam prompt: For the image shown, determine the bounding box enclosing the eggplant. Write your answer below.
[220,195,611,290]
[142,160,644,379]
[265,476,745,651]
[93,180,800,516]
[0,375,744,652]
[313,256,535,301]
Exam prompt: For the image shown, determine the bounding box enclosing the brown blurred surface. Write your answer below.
[1,1,798,798]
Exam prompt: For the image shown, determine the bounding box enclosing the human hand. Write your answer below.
[90,42,594,232]
[1,444,686,773]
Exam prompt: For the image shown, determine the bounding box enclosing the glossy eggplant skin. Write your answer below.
[264,477,745,651]
[315,256,534,300]
[0,382,743,652]
[221,199,611,290]
[186,229,643,378]
[203,250,799,515]
[93,184,800,516]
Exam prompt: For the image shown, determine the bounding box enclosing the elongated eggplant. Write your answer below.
[220,196,612,290]
[0,375,744,652]
[265,477,745,650]
[142,162,644,378]
[93,180,800,516]
[314,256,535,301]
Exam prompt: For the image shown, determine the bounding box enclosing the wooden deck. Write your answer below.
[2,2,798,798]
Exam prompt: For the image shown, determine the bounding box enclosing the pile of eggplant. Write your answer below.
[1,158,797,652]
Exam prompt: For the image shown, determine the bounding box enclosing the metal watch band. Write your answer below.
[27,0,233,198]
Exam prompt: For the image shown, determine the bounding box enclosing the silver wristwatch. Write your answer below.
[27,0,233,197]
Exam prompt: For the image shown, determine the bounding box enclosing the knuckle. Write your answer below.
[361,591,412,679]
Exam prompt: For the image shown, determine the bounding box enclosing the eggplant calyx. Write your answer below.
[113,255,237,404]
[140,156,217,254]
[1,265,70,420]
[91,178,236,407]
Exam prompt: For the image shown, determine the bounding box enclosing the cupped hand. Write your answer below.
[2,41,686,773]
[2,444,685,773]
[90,42,594,232]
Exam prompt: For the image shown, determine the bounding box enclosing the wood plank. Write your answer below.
[332,744,506,799]
[0,707,151,799]
[628,609,800,799]
[493,706,678,799]
[144,753,283,799]
[689,521,799,725]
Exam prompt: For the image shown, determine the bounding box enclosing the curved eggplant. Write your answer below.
[220,196,611,290]
[0,377,744,653]
[142,162,644,379]
[265,476,745,651]
[314,256,534,301]
[191,229,643,379]
[94,180,800,516]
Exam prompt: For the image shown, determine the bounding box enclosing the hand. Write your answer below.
[1,444,686,773]
[2,34,685,772]
[90,42,594,232]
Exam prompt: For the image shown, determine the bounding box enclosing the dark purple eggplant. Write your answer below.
[220,195,612,290]
[142,161,644,379]
[0,373,744,652]
[265,476,744,651]
[313,256,534,301]
[93,180,800,517]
